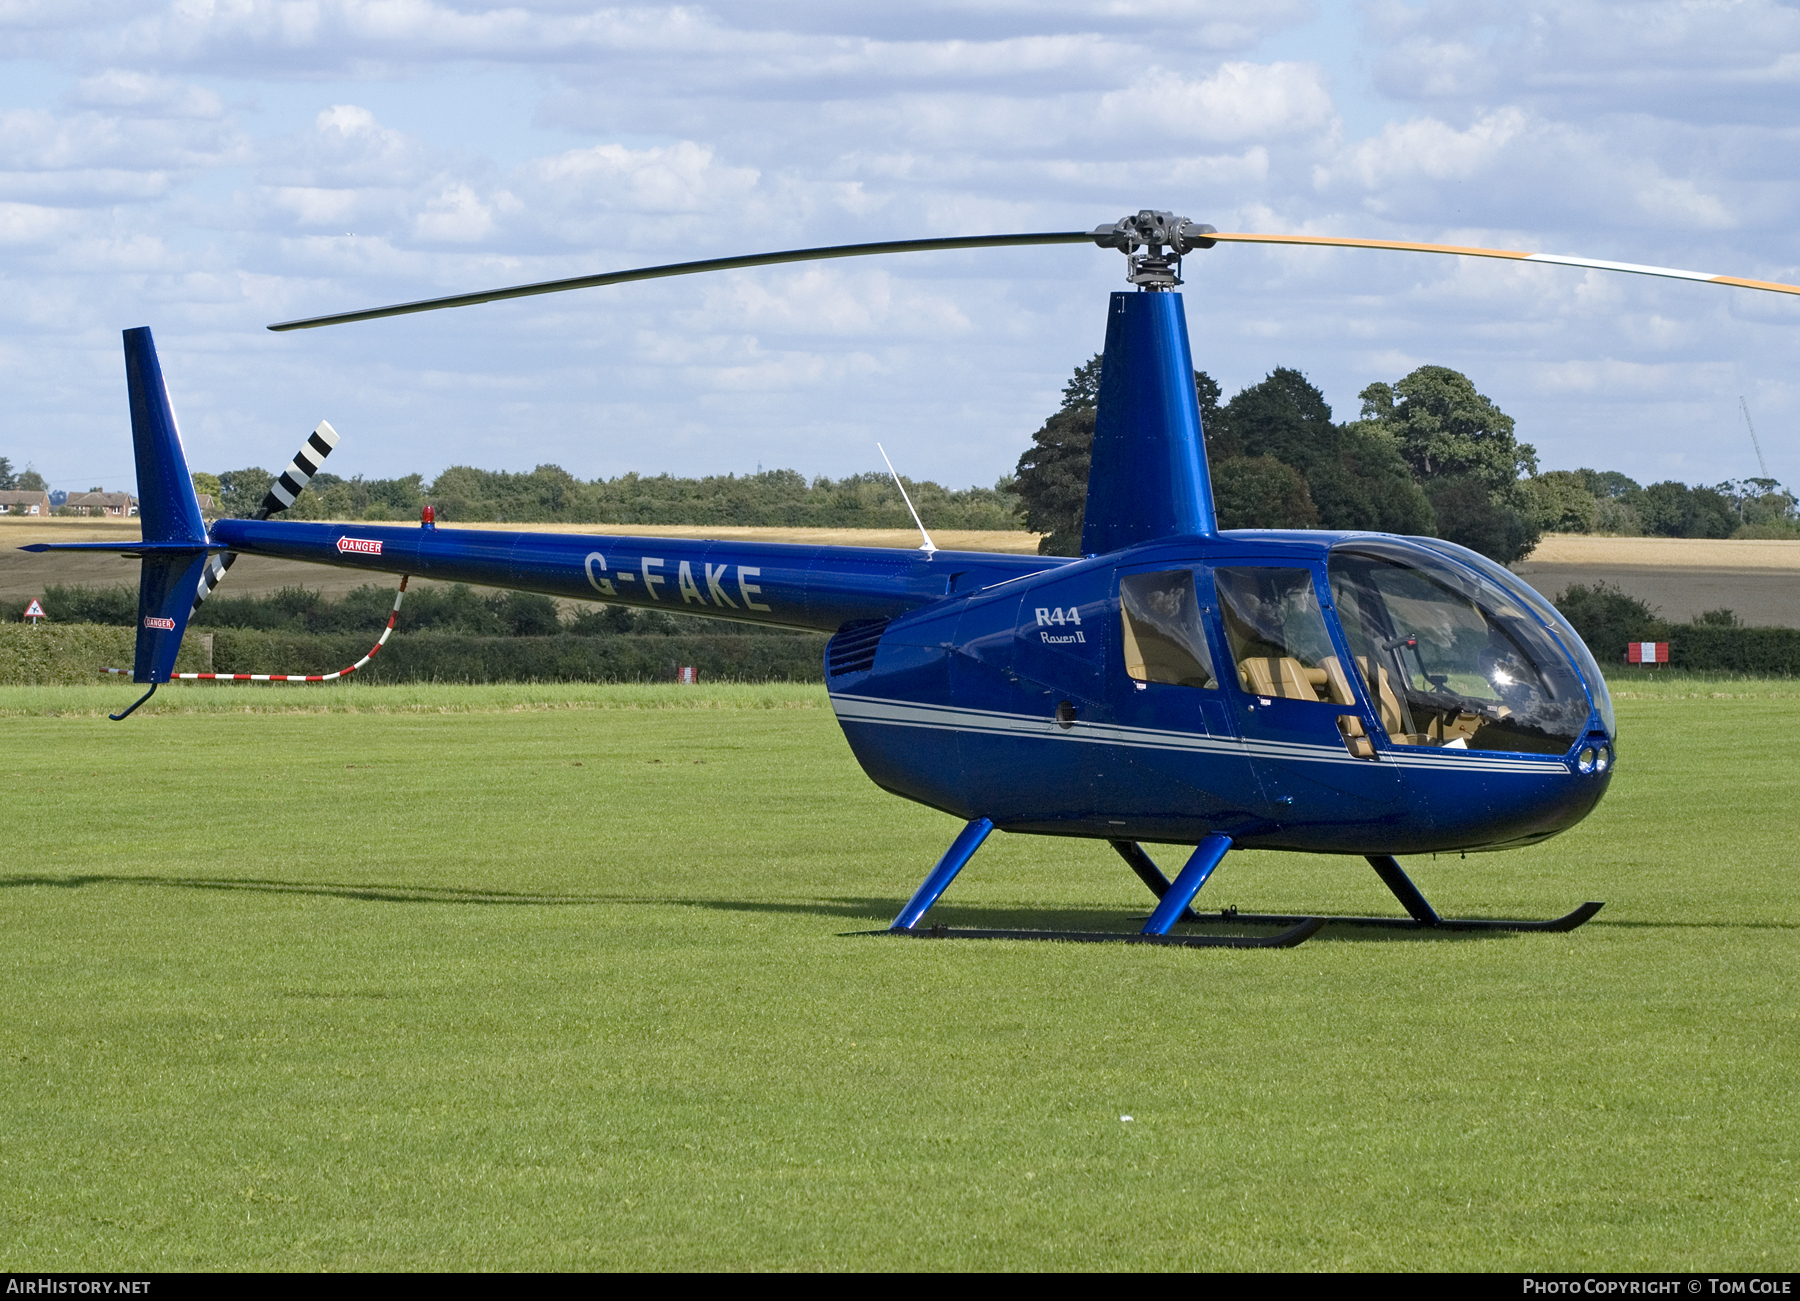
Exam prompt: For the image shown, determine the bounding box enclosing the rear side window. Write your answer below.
[1119,570,1216,689]
[1214,566,1358,706]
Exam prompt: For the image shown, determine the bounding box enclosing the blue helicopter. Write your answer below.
[31,210,1800,949]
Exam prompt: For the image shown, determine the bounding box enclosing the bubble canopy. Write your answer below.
[1325,538,1605,757]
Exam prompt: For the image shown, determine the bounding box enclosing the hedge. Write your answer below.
[2,624,827,684]
[1662,625,1800,675]
[0,624,209,685]
[207,630,828,683]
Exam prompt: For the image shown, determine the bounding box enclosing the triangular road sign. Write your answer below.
[24,598,45,620]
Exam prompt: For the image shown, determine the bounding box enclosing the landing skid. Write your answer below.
[1158,854,1603,934]
[1181,900,1604,933]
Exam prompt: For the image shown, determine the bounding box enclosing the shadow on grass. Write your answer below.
[7,873,1785,940]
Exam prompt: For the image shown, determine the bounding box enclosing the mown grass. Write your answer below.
[1,680,1795,1269]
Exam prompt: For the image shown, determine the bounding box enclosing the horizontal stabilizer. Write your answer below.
[21,540,228,553]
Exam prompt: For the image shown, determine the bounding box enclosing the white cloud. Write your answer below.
[523,140,761,215]
[69,69,224,118]
[413,181,498,242]
[0,200,75,244]
[1100,61,1333,142]
[1317,108,1527,190]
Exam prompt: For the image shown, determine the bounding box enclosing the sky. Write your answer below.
[2,0,1797,498]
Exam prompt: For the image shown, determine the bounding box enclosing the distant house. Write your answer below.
[195,493,217,516]
[64,491,137,517]
[0,490,51,516]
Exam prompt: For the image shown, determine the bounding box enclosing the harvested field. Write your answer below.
[1513,534,1800,628]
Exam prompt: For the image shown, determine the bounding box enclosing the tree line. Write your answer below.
[1013,359,1798,562]
[198,465,1022,531]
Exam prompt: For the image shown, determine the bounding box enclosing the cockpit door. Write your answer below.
[1211,562,1402,819]
[1097,564,1266,839]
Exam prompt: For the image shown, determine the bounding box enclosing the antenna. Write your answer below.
[877,443,937,554]
[1740,397,1772,479]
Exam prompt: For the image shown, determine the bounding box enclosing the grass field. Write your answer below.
[2,678,1796,1270]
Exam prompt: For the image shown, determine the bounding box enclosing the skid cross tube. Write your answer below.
[1368,855,1441,925]
[1143,834,1233,935]
[1111,840,1202,923]
[889,818,994,932]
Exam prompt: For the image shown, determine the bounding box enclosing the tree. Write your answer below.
[1213,456,1318,529]
[1379,366,1536,491]
[16,467,46,492]
[1553,581,1667,664]
[1716,478,1798,535]
[1523,470,1600,533]
[1215,368,1434,534]
[1638,481,1735,539]
[1359,366,1538,561]
[1014,355,1224,555]
[217,467,274,518]
[1014,404,1094,555]
[0,457,13,491]
[1575,468,1640,501]
[1428,477,1541,564]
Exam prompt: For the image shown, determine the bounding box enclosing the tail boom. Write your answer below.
[208,518,1056,634]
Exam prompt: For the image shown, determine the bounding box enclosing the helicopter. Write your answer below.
[27,210,1800,949]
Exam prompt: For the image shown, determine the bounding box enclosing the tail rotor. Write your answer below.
[192,421,340,611]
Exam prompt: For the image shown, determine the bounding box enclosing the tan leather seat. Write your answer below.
[1355,655,1407,737]
[1239,656,1319,701]
[1317,656,1358,707]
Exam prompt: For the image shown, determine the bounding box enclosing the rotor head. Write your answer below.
[1089,211,1218,290]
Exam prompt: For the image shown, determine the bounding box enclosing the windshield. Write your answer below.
[1328,543,1592,755]
[1410,536,1615,737]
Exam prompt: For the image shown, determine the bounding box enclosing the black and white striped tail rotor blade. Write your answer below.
[260,420,340,517]
[192,551,233,611]
[193,420,341,613]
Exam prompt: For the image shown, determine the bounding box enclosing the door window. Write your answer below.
[1214,567,1358,706]
[1118,570,1217,689]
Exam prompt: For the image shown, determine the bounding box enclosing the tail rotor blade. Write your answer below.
[259,420,340,518]
[193,420,341,613]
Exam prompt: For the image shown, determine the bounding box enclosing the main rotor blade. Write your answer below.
[267,232,1094,331]
[1204,232,1800,297]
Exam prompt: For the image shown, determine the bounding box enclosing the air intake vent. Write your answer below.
[827,618,889,677]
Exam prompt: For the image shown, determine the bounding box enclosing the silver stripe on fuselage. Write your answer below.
[827,693,1566,776]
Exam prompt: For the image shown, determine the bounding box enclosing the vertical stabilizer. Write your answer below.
[124,326,207,547]
[121,327,209,684]
[1080,292,1215,555]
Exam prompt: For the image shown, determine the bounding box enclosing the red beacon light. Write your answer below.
[421,504,436,529]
